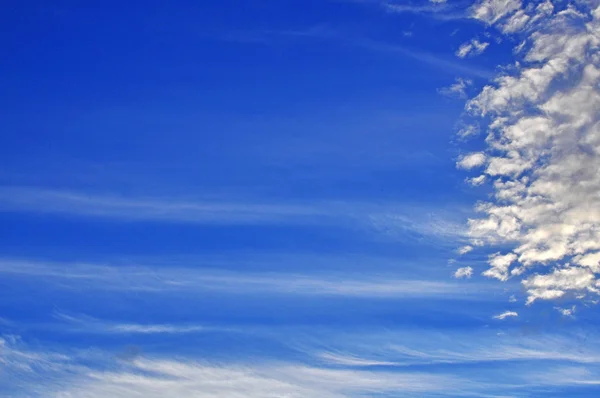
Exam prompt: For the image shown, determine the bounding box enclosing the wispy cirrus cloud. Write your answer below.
[310,329,600,368]
[0,186,469,246]
[53,312,213,335]
[381,0,467,21]
[0,336,474,398]
[356,38,495,79]
[493,310,518,320]
[438,77,473,98]
[0,258,490,299]
[4,331,600,398]
[224,28,494,78]
[0,186,321,225]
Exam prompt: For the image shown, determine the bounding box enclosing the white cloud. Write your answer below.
[0,187,322,225]
[574,251,600,273]
[523,267,597,305]
[367,209,468,241]
[5,330,600,397]
[361,39,494,79]
[0,258,492,300]
[0,339,464,398]
[454,266,474,279]
[438,77,473,98]
[456,152,487,169]
[456,38,490,58]
[317,352,399,367]
[458,245,473,255]
[460,2,600,304]
[383,1,464,22]
[483,253,517,282]
[555,305,576,317]
[501,9,531,33]
[0,187,472,246]
[313,328,600,368]
[54,313,212,335]
[470,0,522,24]
[457,123,480,139]
[493,310,518,320]
[467,175,486,186]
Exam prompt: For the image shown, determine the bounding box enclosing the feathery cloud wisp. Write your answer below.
[456,39,490,58]
[438,77,473,98]
[493,310,518,320]
[0,258,492,300]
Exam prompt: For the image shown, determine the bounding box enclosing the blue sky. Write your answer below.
[2,0,600,396]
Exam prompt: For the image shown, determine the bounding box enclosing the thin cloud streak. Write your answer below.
[382,1,469,21]
[0,258,495,299]
[356,38,495,79]
[218,24,493,79]
[2,333,598,398]
[309,329,600,368]
[53,313,215,335]
[0,339,471,398]
[0,186,468,243]
[0,186,322,224]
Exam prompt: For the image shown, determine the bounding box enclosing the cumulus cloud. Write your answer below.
[467,175,487,186]
[523,267,598,304]
[454,266,474,279]
[456,152,487,169]
[483,252,518,281]
[458,1,600,304]
[493,310,518,320]
[456,38,490,58]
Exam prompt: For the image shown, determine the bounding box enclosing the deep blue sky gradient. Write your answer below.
[1,1,599,397]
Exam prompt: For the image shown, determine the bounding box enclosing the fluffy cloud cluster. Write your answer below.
[454,266,474,278]
[460,0,600,304]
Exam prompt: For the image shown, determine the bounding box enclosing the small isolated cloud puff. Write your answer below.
[555,306,576,318]
[459,2,600,305]
[456,152,486,169]
[458,245,473,255]
[438,77,473,98]
[467,175,486,186]
[430,0,447,3]
[454,266,474,279]
[456,39,490,58]
[493,311,518,320]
